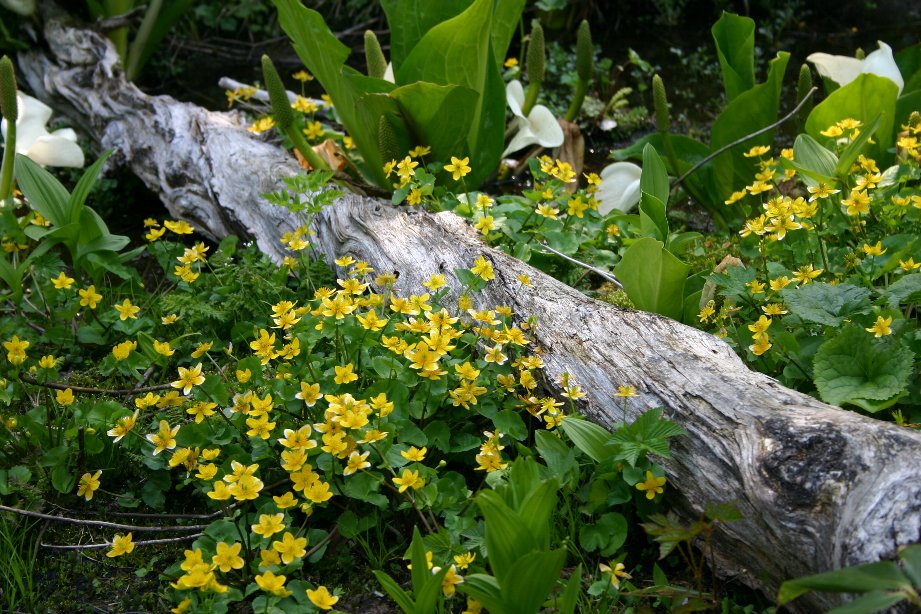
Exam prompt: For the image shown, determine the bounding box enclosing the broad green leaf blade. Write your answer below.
[579,512,628,555]
[381,0,471,70]
[68,150,113,225]
[898,544,921,587]
[641,138,669,205]
[414,565,450,614]
[709,51,790,200]
[489,0,526,69]
[781,282,873,327]
[14,154,70,227]
[476,490,538,585]
[778,561,911,605]
[373,570,416,613]
[827,591,907,614]
[813,325,914,409]
[711,12,755,101]
[502,550,567,613]
[397,0,505,188]
[273,0,395,187]
[391,82,478,166]
[409,526,429,594]
[458,573,503,613]
[639,193,668,242]
[896,42,921,94]
[806,74,899,163]
[793,134,840,179]
[518,480,559,551]
[560,417,612,462]
[614,238,689,321]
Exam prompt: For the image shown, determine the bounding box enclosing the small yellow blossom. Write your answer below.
[107,533,134,558]
[866,315,893,337]
[635,470,666,499]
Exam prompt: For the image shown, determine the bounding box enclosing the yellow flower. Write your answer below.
[255,571,291,597]
[634,470,666,499]
[252,513,286,538]
[212,542,244,572]
[107,410,139,442]
[400,446,427,462]
[153,340,175,356]
[444,156,471,181]
[899,257,921,271]
[78,285,103,309]
[438,565,464,596]
[453,552,476,570]
[343,450,371,476]
[164,220,194,235]
[187,401,218,424]
[107,533,134,558]
[172,363,205,395]
[743,145,771,158]
[470,256,494,281]
[615,385,637,397]
[747,315,772,340]
[191,341,213,358]
[517,274,532,286]
[599,561,632,589]
[866,315,893,337]
[307,586,339,610]
[292,69,313,82]
[392,468,425,493]
[38,354,57,369]
[161,313,180,325]
[147,420,180,455]
[248,116,275,133]
[504,57,518,68]
[806,183,839,202]
[862,241,886,256]
[112,340,137,361]
[272,531,308,564]
[304,121,324,141]
[273,491,299,509]
[145,227,166,241]
[76,470,102,500]
[749,334,772,356]
[334,363,358,385]
[304,480,334,503]
[474,215,495,235]
[409,145,431,158]
[792,264,822,285]
[51,272,75,289]
[114,298,140,320]
[56,388,75,406]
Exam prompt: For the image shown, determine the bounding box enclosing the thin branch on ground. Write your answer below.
[0,504,208,532]
[41,533,202,550]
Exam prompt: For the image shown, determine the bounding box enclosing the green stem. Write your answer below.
[563,79,588,122]
[0,121,14,203]
[125,0,162,81]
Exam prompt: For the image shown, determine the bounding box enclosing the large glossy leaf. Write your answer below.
[68,150,113,225]
[640,142,669,205]
[391,82,478,164]
[711,12,755,101]
[806,74,899,163]
[501,550,567,613]
[381,0,471,70]
[488,0,526,69]
[398,0,506,188]
[813,325,913,410]
[274,0,395,187]
[615,238,689,321]
[709,51,790,200]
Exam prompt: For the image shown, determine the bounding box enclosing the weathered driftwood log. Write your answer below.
[20,17,921,611]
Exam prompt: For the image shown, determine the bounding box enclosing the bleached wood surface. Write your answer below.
[19,16,921,611]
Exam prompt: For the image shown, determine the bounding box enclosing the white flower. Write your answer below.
[0,92,85,168]
[597,161,642,214]
[807,41,903,95]
[502,79,564,157]
[0,0,35,16]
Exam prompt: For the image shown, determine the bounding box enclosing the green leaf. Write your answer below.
[51,464,75,494]
[806,74,899,163]
[391,82,477,165]
[579,512,628,555]
[611,407,685,466]
[835,114,881,176]
[560,417,612,462]
[827,591,907,614]
[373,570,415,613]
[781,282,873,327]
[711,12,755,101]
[502,549,567,613]
[883,273,921,308]
[67,150,113,225]
[778,561,911,605]
[709,51,790,200]
[793,133,840,179]
[640,142,669,205]
[813,325,914,409]
[476,490,539,584]
[639,193,668,243]
[614,238,689,320]
[534,430,578,485]
[408,525,429,594]
[14,154,70,227]
[341,471,388,507]
[492,409,528,441]
[556,562,582,614]
[397,0,509,188]
[898,544,921,587]
[459,573,503,613]
[381,0,471,69]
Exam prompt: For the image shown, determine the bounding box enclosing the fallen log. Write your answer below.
[19,16,921,611]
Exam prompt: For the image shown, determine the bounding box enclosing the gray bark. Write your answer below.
[18,16,921,612]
